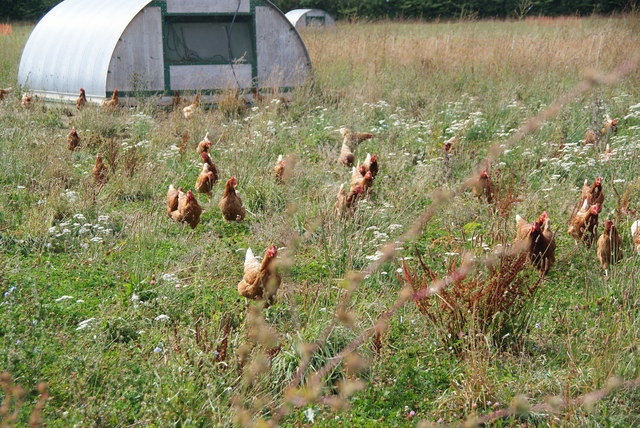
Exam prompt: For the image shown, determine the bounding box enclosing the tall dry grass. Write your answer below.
[302,17,640,106]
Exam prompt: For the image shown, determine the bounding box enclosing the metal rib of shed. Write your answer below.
[18,0,152,101]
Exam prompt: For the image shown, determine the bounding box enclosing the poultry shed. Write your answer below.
[18,0,312,105]
[285,9,336,30]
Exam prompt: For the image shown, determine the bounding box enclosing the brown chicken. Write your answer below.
[358,171,374,195]
[443,136,458,152]
[580,177,604,210]
[66,127,80,151]
[601,115,619,136]
[361,153,379,178]
[336,184,364,217]
[0,88,12,101]
[172,90,186,110]
[166,185,181,217]
[515,213,556,274]
[338,142,355,167]
[596,219,623,275]
[196,132,212,154]
[219,176,245,221]
[237,246,281,304]
[516,211,549,241]
[76,88,87,109]
[583,129,597,146]
[632,220,640,254]
[200,152,219,182]
[21,95,32,108]
[102,90,119,109]
[340,127,373,147]
[195,163,216,197]
[167,186,202,229]
[568,201,600,246]
[178,190,202,229]
[273,155,286,183]
[470,169,494,204]
[93,153,107,186]
[183,94,200,119]
[178,130,189,158]
[350,165,367,190]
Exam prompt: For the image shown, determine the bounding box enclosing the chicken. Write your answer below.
[166,185,181,217]
[359,171,374,195]
[76,88,87,109]
[516,211,549,241]
[514,213,555,274]
[219,176,245,221]
[195,163,216,197]
[251,87,288,106]
[442,137,455,181]
[273,155,286,183]
[443,136,458,153]
[579,177,604,211]
[349,168,373,195]
[175,189,202,229]
[252,87,267,104]
[21,95,33,108]
[632,220,640,254]
[596,219,623,275]
[336,184,364,217]
[200,152,219,182]
[568,201,600,246]
[600,144,613,161]
[350,165,367,190]
[183,94,200,119]
[338,142,355,167]
[470,169,494,204]
[196,132,212,154]
[601,115,619,136]
[93,153,107,186]
[66,127,80,151]
[172,90,185,110]
[583,129,598,146]
[340,127,373,147]
[167,188,202,228]
[177,130,189,159]
[0,87,12,101]
[237,246,281,304]
[102,90,119,109]
[361,153,379,178]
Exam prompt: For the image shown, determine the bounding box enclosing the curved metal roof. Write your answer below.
[18,0,152,98]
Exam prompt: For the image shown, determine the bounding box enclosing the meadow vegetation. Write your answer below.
[1,16,640,426]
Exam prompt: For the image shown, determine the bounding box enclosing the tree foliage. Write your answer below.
[273,0,630,19]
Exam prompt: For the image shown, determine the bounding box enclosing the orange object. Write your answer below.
[0,24,12,36]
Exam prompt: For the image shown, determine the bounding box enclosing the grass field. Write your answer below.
[1,15,640,426]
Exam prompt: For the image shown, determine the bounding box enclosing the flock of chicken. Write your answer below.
[471,115,640,277]
[161,123,377,304]
[10,86,640,305]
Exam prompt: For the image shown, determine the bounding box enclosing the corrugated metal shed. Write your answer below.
[285,9,336,30]
[18,0,312,105]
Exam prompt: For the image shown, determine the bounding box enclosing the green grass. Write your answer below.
[1,15,640,426]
